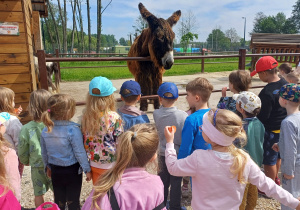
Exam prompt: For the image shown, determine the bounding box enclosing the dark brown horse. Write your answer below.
[127,3,181,111]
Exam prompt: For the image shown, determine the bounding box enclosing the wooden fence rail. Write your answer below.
[36,49,300,106]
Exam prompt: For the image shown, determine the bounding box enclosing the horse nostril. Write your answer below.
[164,61,173,70]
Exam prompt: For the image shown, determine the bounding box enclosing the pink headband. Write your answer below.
[202,112,235,146]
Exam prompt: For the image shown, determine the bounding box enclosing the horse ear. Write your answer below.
[138,3,159,30]
[167,10,181,27]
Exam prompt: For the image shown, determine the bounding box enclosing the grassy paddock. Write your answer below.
[60,57,252,81]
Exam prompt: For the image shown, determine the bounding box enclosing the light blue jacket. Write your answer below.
[40,120,91,173]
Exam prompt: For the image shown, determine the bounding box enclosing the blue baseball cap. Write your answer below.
[0,112,10,126]
[89,76,117,97]
[157,82,178,99]
[119,80,141,97]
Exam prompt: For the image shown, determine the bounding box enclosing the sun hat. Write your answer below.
[0,112,10,126]
[233,91,261,113]
[157,82,178,99]
[250,56,278,77]
[119,80,141,97]
[89,76,117,97]
[273,83,300,103]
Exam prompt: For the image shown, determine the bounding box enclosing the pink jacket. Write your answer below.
[82,167,166,210]
[3,147,21,201]
[0,185,21,210]
[166,143,300,210]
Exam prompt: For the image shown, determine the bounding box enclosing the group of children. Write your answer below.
[0,55,300,210]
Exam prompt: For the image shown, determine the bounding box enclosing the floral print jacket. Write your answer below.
[84,111,123,165]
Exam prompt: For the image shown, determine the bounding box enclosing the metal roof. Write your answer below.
[31,0,48,17]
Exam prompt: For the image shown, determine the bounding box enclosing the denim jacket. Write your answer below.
[41,120,91,174]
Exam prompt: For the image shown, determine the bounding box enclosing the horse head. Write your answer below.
[138,3,181,70]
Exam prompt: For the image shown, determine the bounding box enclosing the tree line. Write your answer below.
[43,0,300,53]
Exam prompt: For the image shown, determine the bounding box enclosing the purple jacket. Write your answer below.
[82,167,166,210]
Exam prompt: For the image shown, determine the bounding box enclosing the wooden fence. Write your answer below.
[36,49,300,105]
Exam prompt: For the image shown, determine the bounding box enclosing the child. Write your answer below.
[217,70,252,113]
[285,72,300,84]
[0,112,21,202]
[82,124,165,210]
[0,87,23,176]
[164,109,300,210]
[153,82,188,210]
[40,94,92,210]
[178,77,213,160]
[251,56,287,184]
[81,76,123,185]
[233,91,265,209]
[272,84,300,210]
[18,89,52,207]
[0,116,20,209]
[118,80,149,131]
[278,63,293,80]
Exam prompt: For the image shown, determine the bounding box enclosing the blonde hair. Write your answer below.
[207,109,248,184]
[0,87,15,114]
[186,77,213,102]
[28,90,52,122]
[92,124,159,209]
[0,132,13,197]
[41,94,76,133]
[81,93,115,135]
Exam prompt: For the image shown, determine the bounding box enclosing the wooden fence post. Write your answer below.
[55,49,61,81]
[201,49,205,73]
[37,50,48,90]
[238,49,246,70]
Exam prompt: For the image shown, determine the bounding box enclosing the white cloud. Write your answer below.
[60,0,296,42]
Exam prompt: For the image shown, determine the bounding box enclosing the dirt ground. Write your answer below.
[20,71,280,209]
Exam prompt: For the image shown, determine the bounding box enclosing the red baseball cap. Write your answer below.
[250,56,278,77]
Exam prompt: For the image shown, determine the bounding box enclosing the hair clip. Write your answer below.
[47,109,51,113]
[131,132,137,141]
[213,109,220,127]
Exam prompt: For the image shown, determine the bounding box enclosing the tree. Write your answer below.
[119,37,127,46]
[177,10,198,39]
[291,0,300,32]
[180,32,198,52]
[252,12,297,34]
[132,15,148,35]
[206,28,230,51]
[225,28,241,50]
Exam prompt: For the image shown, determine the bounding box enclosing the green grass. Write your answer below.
[60,57,253,81]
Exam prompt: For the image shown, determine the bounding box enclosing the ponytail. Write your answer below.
[41,111,54,133]
[208,109,249,184]
[92,124,158,209]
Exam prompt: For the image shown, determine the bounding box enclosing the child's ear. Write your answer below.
[137,94,141,101]
[121,96,125,101]
[195,94,200,102]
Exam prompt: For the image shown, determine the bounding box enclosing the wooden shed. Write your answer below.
[0,0,47,122]
[250,33,300,70]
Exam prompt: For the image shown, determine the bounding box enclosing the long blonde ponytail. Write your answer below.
[208,109,248,184]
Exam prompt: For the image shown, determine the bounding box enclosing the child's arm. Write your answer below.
[280,121,298,179]
[69,126,91,175]
[257,93,272,124]
[248,158,300,209]
[164,126,197,177]
[5,149,21,201]
[6,118,22,149]
[18,127,30,165]
[178,120,193,159]
[40,135,49,171]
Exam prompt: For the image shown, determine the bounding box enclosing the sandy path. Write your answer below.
[21,71,280,209]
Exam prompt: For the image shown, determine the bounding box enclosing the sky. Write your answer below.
[61,0,297,43]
